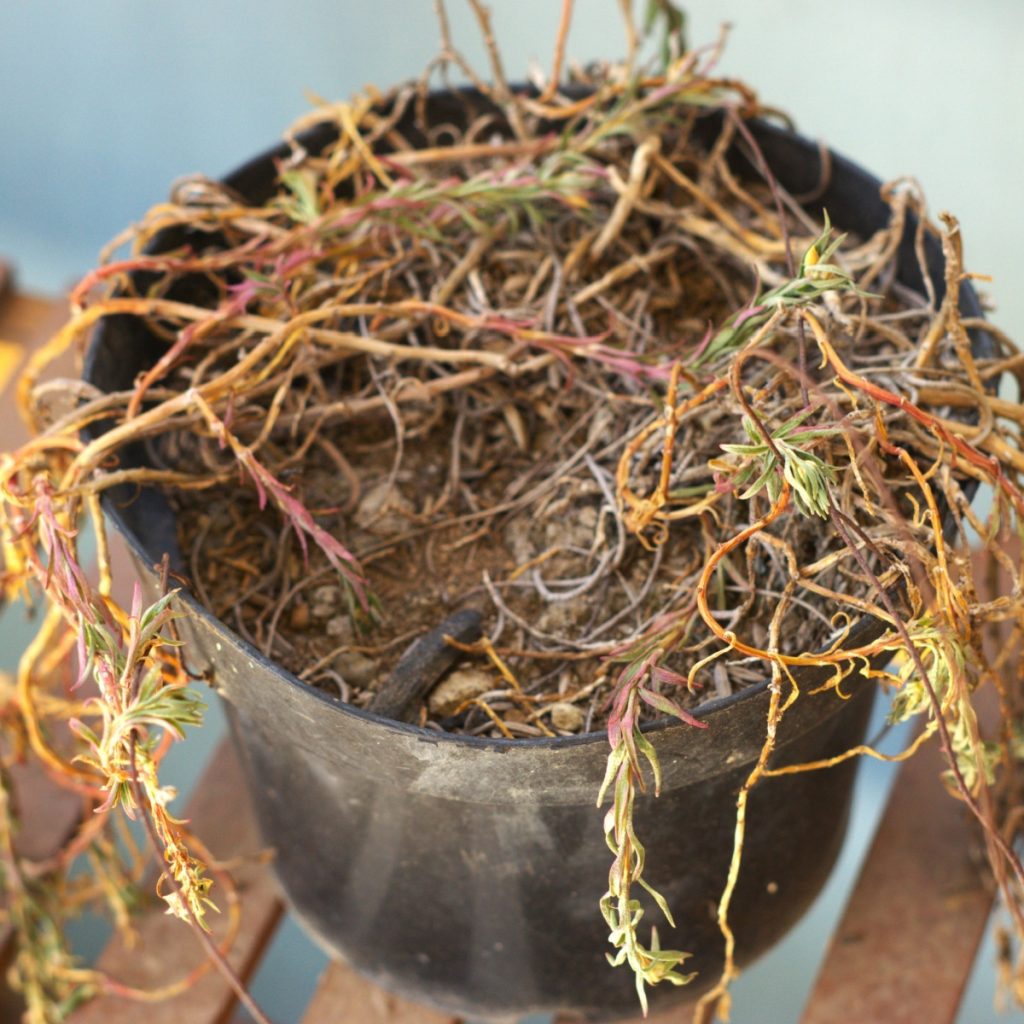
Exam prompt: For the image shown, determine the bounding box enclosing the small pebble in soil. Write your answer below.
[326,616,355,644]
[290,601,311,631]
[354,481,413,535]
[332,651,378,688]
[311,584,341,619]
[504,518,534,565]
[549,701,584,732]
[428,667,493,716]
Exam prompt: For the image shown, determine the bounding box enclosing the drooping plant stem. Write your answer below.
[127,737,273,1024]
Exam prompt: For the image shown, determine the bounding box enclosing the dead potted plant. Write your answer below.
[2,3,1024,1022]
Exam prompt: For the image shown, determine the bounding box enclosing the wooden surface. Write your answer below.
[800,728,994,1024]
[0,270,144,977]
[52,731,994,1024]
[67,741,284,1024]
[0,281,1001,1022]
[0,275,70,449]
[0,271,92,1020]
[801,556,1010,1024]
[302,963,462,1024]
[0,756,84,1021]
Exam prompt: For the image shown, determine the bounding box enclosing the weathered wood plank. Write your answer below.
[302,960,462,1024]
[0,287,89,1005]
[800,548,1009,1024]
[0,289,69,424]
[303,965,712,1024]
[68,739,283,1024]
[0,282,138,963]
[0,759,84,957]
[553,995,709,1024]
[799,727,993,1024]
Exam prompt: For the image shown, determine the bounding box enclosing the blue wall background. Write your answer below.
[1,3,1022,1022]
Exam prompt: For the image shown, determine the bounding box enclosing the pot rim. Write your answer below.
[85,87,991,753]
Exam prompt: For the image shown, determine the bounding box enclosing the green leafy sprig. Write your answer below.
[692,213,873,370]
[887,619,1000,792]
[70,587,210,924]
[720,407,839,518]
[598,649,706,1012]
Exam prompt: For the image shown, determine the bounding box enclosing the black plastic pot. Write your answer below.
[84,92,992,1022]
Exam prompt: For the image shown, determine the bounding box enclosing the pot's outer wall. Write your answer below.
[183,606,872,1020]
[85,94,993,1021]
